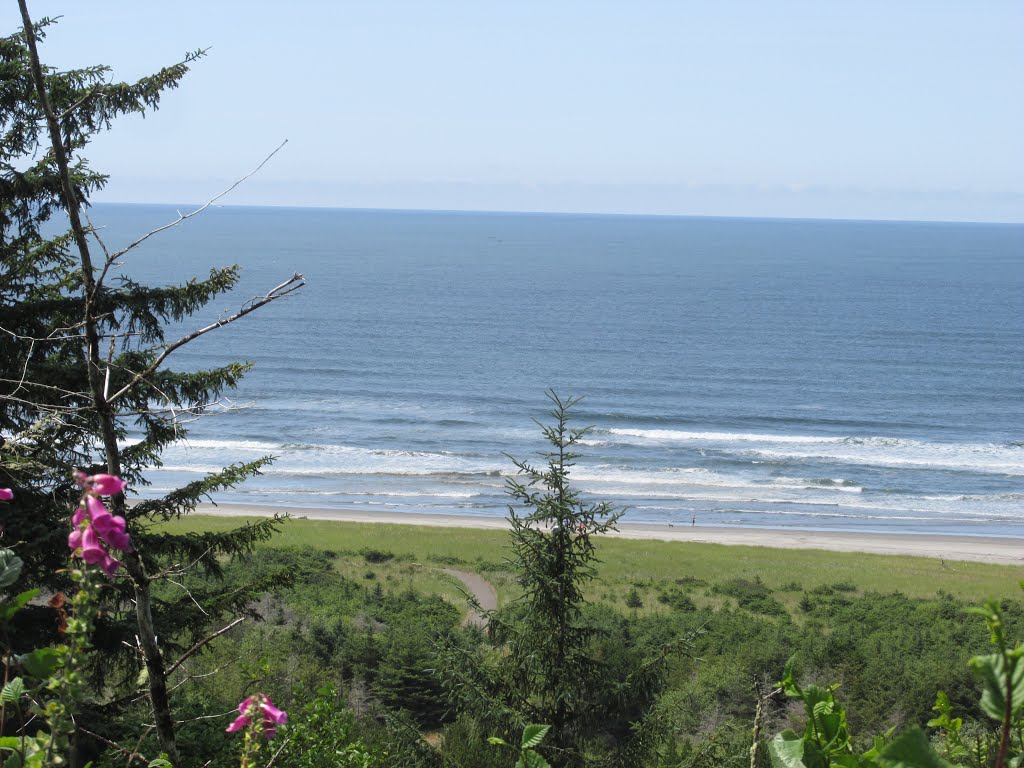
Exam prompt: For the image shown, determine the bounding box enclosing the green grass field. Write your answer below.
[160,515,1022,615]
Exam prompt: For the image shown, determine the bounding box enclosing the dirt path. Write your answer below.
[442,568,497,628]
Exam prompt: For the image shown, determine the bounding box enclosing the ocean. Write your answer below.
[95,204,1024,536]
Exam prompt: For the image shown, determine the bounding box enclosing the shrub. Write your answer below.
[361,548,395,564]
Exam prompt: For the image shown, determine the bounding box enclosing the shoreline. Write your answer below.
[194,503,1024,566]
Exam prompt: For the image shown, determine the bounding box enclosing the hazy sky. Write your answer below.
[6,1,1023,221]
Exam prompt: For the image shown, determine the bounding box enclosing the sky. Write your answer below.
[5,1,1023,222]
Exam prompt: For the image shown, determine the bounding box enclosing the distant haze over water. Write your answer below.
[97,204,1024,536]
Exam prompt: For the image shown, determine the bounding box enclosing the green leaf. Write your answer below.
[779,655,798,692]
[969,651,1024,722]
[521,724,550,749]
[521,751,551,768]
[17,647,61,678]
[875,728,957,768]
[487,737,510,747]
[4,752,23,768]
[769,731,808,768]
[0,590,38,622]
[0,736,24,748]
[1,677,25,704]
[0,550,23,590]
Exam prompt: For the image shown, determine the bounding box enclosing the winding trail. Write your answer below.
[441,568,497,628]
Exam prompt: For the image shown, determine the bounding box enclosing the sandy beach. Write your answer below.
[194,503,1024,566]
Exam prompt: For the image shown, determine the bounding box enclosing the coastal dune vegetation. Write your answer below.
[1,6,1022,768]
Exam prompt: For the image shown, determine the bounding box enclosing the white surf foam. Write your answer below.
[607,428,842,444]
[603,429,1024,475]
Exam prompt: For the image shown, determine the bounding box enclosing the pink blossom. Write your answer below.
[226,694,287,739]
[103,527,132,552]
[84,494,132,552]
[0,488,12,501]
[79,525,105,565]
[68,474,131,576]
[99,553,121,577]
[88,474,126,496]
[86,495,114,532]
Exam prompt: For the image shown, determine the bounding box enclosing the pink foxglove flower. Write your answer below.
[226,693,287,739]
[86,494,114,531]
[99,553,121,577]
[68,474,132,576]
[88,474,126,495]
[79,525,106,565]
[0,488,12,501]
[83,493,133,552]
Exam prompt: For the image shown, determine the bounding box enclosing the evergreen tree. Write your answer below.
[1,7,301,763]
[440,393,677,767]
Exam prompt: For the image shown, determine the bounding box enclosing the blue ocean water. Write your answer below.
[95,204,1024,535]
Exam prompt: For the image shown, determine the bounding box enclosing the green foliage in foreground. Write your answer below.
[150,511,1024,767]
[101,540,1014,768]
[764,592,1024,768]
[489,724,554,768]
[5,514,1023,768]
[768,655,950,767]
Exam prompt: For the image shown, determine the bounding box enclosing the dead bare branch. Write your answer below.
[108,140,288,264]
[264,735,292,768]
[168,656,242,694]
[77,726,149,766]
[104,273,304,406]
[165,617,246,676]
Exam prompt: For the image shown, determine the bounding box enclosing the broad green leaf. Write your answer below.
[875,728,956,768]
[0,550,23,590]
[779,655,799,693]
[0,590,38,622]
[969,651,1024,722]
[927,692,959,729]
[487,737,510,747]
[1,677,25,704]
[4,752,22,768]
[769,731,807,768]
[521,724,550,749]
[0,736,24,748]
[17,648,61,678]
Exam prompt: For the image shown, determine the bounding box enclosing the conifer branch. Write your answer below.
[104,273,304,406]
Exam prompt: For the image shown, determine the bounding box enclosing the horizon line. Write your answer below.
[91,200,1024,227]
